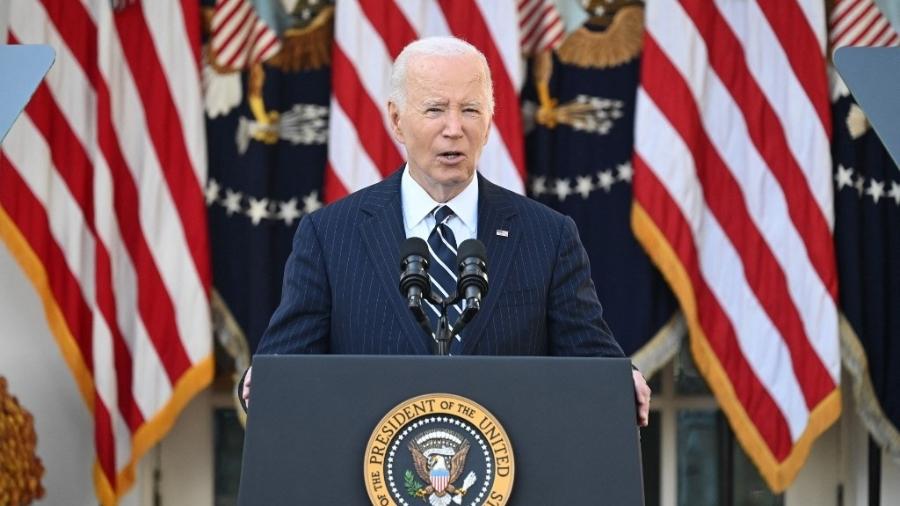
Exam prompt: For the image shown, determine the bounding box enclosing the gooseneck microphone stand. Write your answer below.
[399,238,488,356]
[433,303,454,356]
[430,290,480,355]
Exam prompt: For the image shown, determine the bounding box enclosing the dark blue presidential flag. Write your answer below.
[521,4,679,373]
[832,81,900,457]
[201,1,333,373]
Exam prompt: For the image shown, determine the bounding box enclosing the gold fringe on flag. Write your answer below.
[840,314,900,461]
[630,312,686,379]
[210,290,252,427]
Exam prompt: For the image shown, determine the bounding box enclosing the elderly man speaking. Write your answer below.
[244,36,651,426]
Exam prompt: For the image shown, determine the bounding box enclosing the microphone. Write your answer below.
[456,239,488,325]
[399,238,431,330]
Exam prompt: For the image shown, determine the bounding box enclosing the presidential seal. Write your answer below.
[364,394,514,506]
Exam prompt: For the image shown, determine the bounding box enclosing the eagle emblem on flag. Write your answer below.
[407,430,477,505]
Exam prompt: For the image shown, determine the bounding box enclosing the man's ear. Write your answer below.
[387,101,404,144]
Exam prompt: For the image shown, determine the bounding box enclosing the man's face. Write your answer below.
[388,53,492,201]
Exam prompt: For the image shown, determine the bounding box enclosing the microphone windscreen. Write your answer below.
[456,239,487,263]
[401,237,429,259]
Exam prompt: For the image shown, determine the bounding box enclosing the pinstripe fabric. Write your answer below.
[256,169,624,358]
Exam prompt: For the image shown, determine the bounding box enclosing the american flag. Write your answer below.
[830,0,900,49]
[518,0,565,56]
[632,0,840,492]
[1,1,212,504]
[325,0,528,202]
[209,0,281,70]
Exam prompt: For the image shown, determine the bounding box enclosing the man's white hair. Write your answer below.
[388,36,495,114]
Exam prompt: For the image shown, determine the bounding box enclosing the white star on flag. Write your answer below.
[597,170,615,192]
[575,175,594,199]
[866,178,885,205]
[617,162,634,182]
[834,164,854,190]
[205,178,221,205]
[531,176,547,197]
[278,198,302,226]
[223,189,243,216]
[302,191,322,215]
[554,178,572,201]
[888,182,900,206]
[247,197,271,225]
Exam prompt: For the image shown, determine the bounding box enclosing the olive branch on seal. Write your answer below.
[404,469,424,497]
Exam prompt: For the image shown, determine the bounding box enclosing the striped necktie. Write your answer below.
[425,205,462,340]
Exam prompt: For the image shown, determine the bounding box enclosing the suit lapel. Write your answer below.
[358,170,431,354]
[455,175,519,355]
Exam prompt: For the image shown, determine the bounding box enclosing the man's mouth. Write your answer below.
[437,151,465,162]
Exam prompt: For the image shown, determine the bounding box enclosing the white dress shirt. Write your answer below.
[401,165,478,243]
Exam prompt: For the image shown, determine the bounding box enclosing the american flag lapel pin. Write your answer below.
[496,229,509,237]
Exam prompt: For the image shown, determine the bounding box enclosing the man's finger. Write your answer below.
[633,369,651,427]
[242,366,252,408]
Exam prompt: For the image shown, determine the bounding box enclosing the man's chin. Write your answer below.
[437,171,475,188]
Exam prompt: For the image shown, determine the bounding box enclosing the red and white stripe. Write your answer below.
[431,471,449,493]
[2,1,212,504]
[210,0,281,70]
[633,0,839,492]
[518,0,564,56]
[325,0,526,203]
[830,0,900,49]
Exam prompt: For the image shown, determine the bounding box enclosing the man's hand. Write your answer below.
[633,369,651,427]
[242,366,252,409]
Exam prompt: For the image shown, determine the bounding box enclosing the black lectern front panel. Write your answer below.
[239,355,644,505]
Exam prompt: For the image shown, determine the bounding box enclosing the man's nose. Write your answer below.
[442,110,463,137]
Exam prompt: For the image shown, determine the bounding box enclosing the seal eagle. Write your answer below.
[409,436,476,505]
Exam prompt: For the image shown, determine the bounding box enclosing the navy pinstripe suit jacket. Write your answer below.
[255,170,625,357]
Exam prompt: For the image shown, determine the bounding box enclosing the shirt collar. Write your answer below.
[401,165,478,231]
